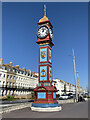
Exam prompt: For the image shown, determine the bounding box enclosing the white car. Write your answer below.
[59,95,68,100]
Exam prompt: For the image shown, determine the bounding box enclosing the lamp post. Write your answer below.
[72,48,78,102]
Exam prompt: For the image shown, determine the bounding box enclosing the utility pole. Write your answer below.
[86,86,89,97]
[77,71,80,96]
[72,48,78,102]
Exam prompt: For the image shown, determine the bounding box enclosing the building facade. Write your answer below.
[0,61,7,96]
[53,78,85,96]
[0,58,38,97]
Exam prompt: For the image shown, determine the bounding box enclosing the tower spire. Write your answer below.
[44,4,46,16]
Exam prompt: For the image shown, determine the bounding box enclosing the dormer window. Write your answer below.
[21,71,22,74]
[26,73,28,76]
[2,66,5,70]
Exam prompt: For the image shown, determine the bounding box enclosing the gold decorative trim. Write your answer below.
[40,69,46,77]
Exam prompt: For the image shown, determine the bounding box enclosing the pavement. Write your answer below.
[0,99,33,109]
[1,101,88,118]
[1,99,34,104]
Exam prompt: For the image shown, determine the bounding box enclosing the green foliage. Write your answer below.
[56,94,60,98]
[7,96,14,99]
[2,96,19,101]
[31,91,34,99]
[87,96,90,98]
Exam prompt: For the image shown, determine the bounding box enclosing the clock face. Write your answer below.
[49,28,53,39]
[37,25,49,39]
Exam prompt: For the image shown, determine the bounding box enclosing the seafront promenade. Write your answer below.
[1,100,88,118]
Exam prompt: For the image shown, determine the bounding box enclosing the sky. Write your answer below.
[2,2,88,90]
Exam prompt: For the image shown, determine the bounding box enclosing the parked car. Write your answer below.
[67,93,73,99]
[78,95,85,102]
[59,94,68,100]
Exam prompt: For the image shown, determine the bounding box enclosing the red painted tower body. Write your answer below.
[31,5,61,111]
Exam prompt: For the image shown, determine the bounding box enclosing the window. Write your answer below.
[13,69,16,72]
[10,75,12,79]
[13,76,15,80]
[0,74,2,77]
[13,83,15,86]
[21,71,23,74]
[25,73,26,75]
[7,75,9,79]
[2,66,5,70]
[3,74,5,78]
[10,82,12,87]
[7,82,9,86]
[9,90,11,95]
[3,81,5,86]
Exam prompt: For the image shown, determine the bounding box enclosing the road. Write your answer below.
[2,101,88,118]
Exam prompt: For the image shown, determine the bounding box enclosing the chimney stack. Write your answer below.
[16,65,19,69]
[10,62,13,66]
[0,58,3,66]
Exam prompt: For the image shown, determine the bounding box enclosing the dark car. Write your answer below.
[78,96,85,102]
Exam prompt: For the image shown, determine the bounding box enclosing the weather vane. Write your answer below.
[44,4,46,16]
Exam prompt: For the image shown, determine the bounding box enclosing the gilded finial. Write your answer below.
[44,4,46,16]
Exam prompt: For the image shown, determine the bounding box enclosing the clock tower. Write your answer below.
[31,5,61,112]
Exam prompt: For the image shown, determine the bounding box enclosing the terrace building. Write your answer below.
[53,78,84,96]
[0,58,38,97]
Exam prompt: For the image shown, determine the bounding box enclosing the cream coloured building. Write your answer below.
[0,58,38,97]
[0,62,7,96]
[53,78,84,96]
[52,79,74,95]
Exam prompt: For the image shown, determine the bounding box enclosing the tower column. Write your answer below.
[31,5,62,112]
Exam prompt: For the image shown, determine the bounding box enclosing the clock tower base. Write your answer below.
[31,105,62,112]
[30,84,62,112]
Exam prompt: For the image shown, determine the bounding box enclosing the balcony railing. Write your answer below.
[0,85,34,91]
